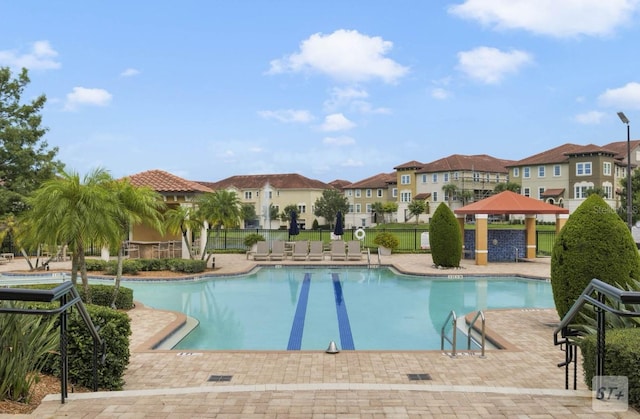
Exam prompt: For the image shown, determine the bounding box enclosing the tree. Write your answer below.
[371,202,384,224]
[241,203,257,225]
[441,183,458,207]
[494,182,521,193]
[109,178,165,307]
[21,168,120,301]
[280,204,298,222]
[382,202,398,223]
[617,169,640,225]
[196,190,241,261]
[407,200,427,224]
[551,194,640,320]
[164,205,202,260]
[0,67,64,216]
[313,189,349,227]
[429,203,462,268]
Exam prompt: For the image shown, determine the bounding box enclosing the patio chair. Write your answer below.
[253,241,270,261]
[330,241,346,261]
[152,241,170,259]
[292,241,309,261]
[269,240,286,260]
[124,241,140,259]
[347,240,363,260]
[308,241,325,261]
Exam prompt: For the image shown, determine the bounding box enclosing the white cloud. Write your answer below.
[258,109,314,123]
[0,40,61,70]
[323,136,356,146]
[448,0,639,38]
[457,46,533,84]
[598,82,640,109]
[574,111,605,124]
[64,87,112,111]
[268,29,409,83]
[320,113,356,131]
[431,88,451,100]
[340,158,364,167]
[120,68,140,77]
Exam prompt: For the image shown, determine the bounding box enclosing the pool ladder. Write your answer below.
[440,310,486,357]
[366,248,381,269]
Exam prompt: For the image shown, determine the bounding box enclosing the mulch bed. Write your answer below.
[0,374,91,414]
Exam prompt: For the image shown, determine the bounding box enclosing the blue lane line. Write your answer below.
[287,273,311,350]
[332,273,355,350]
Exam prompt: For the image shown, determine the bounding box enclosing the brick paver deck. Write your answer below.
[1,254,638,418]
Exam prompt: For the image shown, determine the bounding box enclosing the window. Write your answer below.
[346,190,353,196]
[538,166,545,177]
[421,174,427,183]
[603,185,613,199]
[496,174,500,182]
[400,191,412,202]
[355,189,361,197]
[349,204,354,212]
[513,168,520,177]
[603,162,612,176]
[523,167,530,178]
[443,173,449,182]
[377,189,383,197]
[574,185,589,199]
[366,189,372,197]
[401,174,411,185]
[473,172,480,182]
[523,187,530,197]
[366,203,372,213]
[432,174,438,183]
[392,188,398,197]
[298,204,306,213]
[576,162,592,176]
[355,204,361,213]
[453,172,459,180]
[244,191,252,199]
[433,192,438,202]
[538,187,545,199]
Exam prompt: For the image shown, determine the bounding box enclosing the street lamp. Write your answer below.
[617,111,632,230]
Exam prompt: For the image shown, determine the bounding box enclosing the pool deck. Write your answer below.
[2,254,639,418]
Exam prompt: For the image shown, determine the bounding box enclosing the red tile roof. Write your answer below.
[393,160,424,170]
[127,170,213,193]
[201,173,332,190]
[601,140,640,164]
[418,154,512,174]
[455,191,568,215]
[329,179,352,190]
[345,172,396,189]
[540,188,565,197]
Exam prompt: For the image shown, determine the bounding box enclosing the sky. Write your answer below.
[2,1,640,184]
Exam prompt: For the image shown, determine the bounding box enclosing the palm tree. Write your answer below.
[196,190,241,261]
[164,205,203,260]
[109,178,166,307]
[442,183,458,208]
[22,168,120,301]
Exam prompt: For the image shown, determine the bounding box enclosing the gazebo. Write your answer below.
[454,191,569,265]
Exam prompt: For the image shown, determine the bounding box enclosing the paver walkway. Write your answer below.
[1,254,638,418]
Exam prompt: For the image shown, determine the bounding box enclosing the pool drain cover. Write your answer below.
[407,373,432,381]
[208,375,232,382]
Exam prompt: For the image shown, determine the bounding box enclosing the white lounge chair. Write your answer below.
[347,240,363,260]
[269,240,286,260]
[308,241,325,261]
[330,241,346,261]
[253,241,270,261]
[292,241,309,261]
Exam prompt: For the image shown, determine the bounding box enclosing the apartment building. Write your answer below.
[342,172,396,228]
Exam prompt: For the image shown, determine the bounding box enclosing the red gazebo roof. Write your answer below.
[454,191,569,215]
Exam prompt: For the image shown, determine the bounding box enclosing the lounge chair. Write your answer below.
[347,240,363,260]
[330,241,346,261]
[253,241,270,261]
[308,241,325,261]
[269,240,286,260]
[292,241,309,261]
[0,256,8,265]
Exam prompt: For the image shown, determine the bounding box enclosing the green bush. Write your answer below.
[551,194,640,319]
[167,258,206,273]
[0,301,58,402]
[104,259,142,275]
[243,233,265,247]
[85,258,107,271]
[77,284,134,310]
[429,203,462,267]
[41,304,131,390]
[373,232,399,250]
[580,328,640,408]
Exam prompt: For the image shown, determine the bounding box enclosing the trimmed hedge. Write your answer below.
[551,194,640,319]
[429,203,461,268]
[580,328,640,408]
[86,258,207,275]
[18,283,134,311]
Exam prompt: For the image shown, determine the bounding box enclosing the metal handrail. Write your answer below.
[440,310,457,356]
[467,310,486,358]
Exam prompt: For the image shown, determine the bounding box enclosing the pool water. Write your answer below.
[108,267,553,351]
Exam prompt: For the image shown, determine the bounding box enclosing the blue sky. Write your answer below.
[2,1,640,183]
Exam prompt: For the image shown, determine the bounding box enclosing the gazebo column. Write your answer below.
[475,214,488,265]
[456,214,466,255]
[556,213,568,234]
[525,214,536,259]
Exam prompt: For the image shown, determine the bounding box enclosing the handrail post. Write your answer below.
[595,291,606,389]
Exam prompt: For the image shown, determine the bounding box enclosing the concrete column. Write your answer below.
[475,214,488,265]
[525,214,537,259]
[556,213,568,235]
[456,214,466,255]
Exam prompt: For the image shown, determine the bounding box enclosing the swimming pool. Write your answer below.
[98,267,553,351]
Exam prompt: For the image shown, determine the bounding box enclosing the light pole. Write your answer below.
[617,111,632,230]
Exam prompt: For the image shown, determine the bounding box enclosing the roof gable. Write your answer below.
[127,170,213,193]
[418,154,512,174]
[454,191,568,215]
[202,173,332,190]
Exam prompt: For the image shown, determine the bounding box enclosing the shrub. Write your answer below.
[77,284,134,310]
[0,301,58,402]
[580,328,640,408]
[243,233,265,247]
[551,194,640,320]
[429,203,462,268]
[167,258,206,273]
[373,232,399,250]
[85,258,107,271]
[104,259,142,275]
